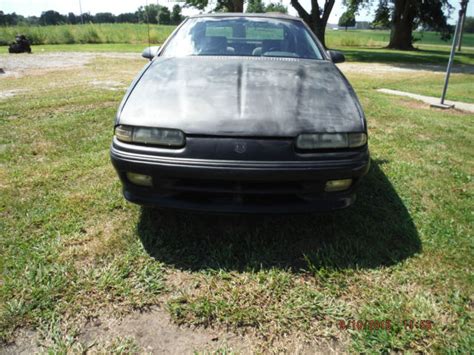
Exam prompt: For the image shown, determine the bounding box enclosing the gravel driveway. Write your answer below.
[0,52,140,78]
[2,52,473,79]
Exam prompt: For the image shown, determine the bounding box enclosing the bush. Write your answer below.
[61,27,75,44]
[77,25,101,44]
[339,37,362,47]
[0,24,176,46]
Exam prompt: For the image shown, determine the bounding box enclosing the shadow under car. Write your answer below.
[136,160,421,272]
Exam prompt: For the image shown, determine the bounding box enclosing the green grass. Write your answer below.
[0,59,167,348]
[326,29,474,48]
[0,23,175,46]
[1,52,473,352]
[1,23,473,49]
[333,61,474,104]
[368,71,474,104]
[338,46,474,66]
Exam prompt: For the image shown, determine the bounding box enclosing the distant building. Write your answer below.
[355,21,371,30]
[328,21,372,30]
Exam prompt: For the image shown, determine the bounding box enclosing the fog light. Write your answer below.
[325,179,352,192]
[126,172,153,187]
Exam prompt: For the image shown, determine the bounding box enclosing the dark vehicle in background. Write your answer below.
[8,35,32,54]
[111,13,369,213]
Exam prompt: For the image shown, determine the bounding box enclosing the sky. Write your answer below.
[1,0,473,25]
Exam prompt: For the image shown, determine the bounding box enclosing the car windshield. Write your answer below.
[161,17,324,60]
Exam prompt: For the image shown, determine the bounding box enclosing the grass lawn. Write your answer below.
[1,51,473,352]
[326,29,474,48]
[339,65,474,104]
[338,45,474,66]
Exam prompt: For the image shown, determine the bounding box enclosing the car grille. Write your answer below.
[151,178,328,205]
[155,178,323,194]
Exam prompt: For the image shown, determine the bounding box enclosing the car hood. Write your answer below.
[118,56,365,136]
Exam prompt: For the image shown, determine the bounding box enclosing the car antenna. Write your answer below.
[145,0,152,59]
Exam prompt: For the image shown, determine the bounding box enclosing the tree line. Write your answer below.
[0,4,184,26]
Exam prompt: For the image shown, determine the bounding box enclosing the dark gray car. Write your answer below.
[111,13,369,213]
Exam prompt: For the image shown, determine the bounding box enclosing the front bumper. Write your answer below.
[110,138,370,213]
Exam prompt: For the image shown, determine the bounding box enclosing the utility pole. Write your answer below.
[79,0,84,24]
[432,0,469,109]
[457,0,469,52]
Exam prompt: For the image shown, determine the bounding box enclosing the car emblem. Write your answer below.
[234,142,247,154]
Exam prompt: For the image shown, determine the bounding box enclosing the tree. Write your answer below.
[389,0,451,49]
[116,13,139,23]
[171,5,184,25]
[185,0,244,13]
[372,0,390,29]
[136,4,160,24]
[94,12,116,23]
[158,7,171,25]
[67,12,78,24]
[247,0,265,13]
[0,11,19,26]
[290,0,336,48]
[39,10,66,25]
[347,0,452,50]
[265,2,288,13]
[81,12,94,23]
[465,17,474,33]
[338,10,356,30]
[26,16,39,26]
[1,12,27,26]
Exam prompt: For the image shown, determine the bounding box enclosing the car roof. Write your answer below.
[189,12,303,22]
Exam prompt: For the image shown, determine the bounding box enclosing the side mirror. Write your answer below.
[142,46,161,60]
[327,50,345,64]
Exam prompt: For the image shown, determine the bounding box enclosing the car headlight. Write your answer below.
[296,133,367,150]
[115,125,185,147]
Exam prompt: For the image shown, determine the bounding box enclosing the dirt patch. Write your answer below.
[0,52,139,78]
[378,88,474,113]
[90,80,127,91]
[397,97,472,115]
[80,308,253,353]
[0,308,253,354]
[0,89,27,100]
[1,330,39,355]
[1,306,343,354]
